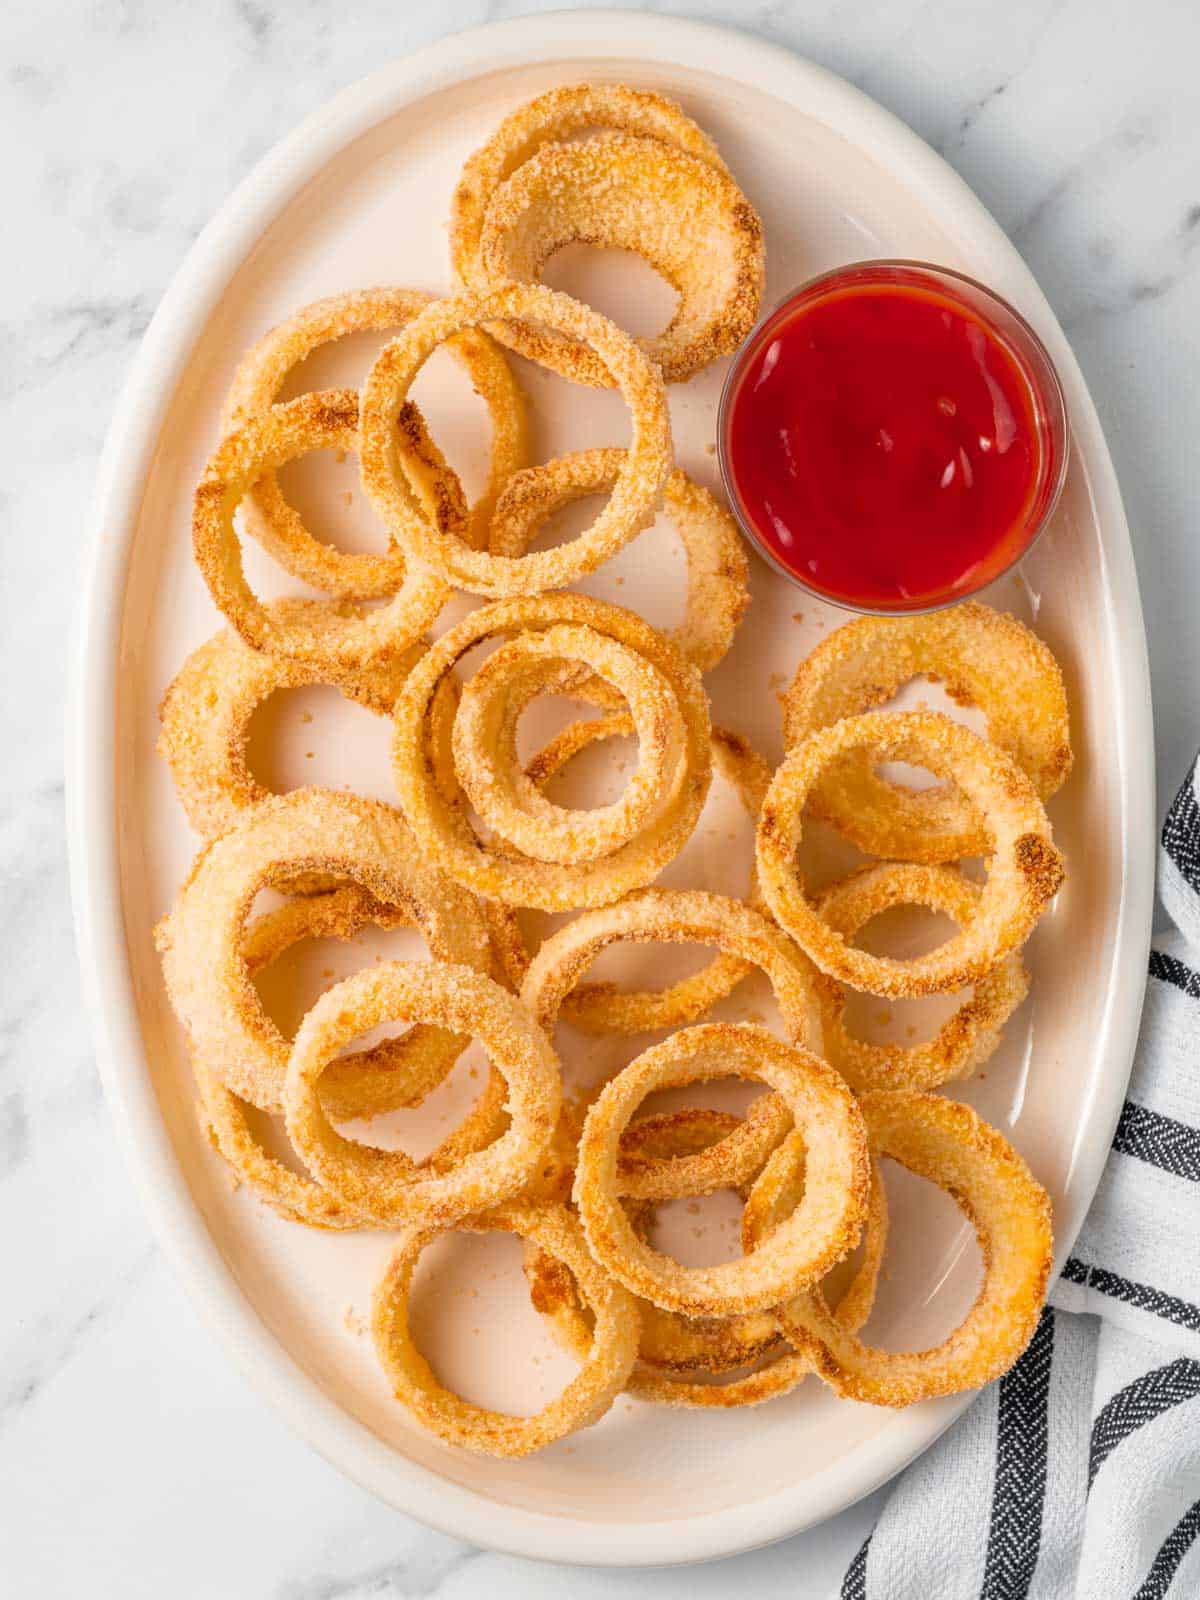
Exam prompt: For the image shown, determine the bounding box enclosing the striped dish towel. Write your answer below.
[842,758,1200,1600]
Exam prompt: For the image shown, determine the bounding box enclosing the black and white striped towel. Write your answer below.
[843,758,1200,1600]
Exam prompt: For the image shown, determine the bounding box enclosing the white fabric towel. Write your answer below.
[842,757,1200,1600]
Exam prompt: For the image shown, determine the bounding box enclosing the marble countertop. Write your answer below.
[5,1,1198,1594]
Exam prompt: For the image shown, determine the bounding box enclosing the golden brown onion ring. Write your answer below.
[487,449,749,675]
[573,1022,869,1318]
[155,788,491,1116]
[617,1142,889,1407]
[285,961,561,1228]
[450,82,729,300]
[193,391,453,667]
[812,864,1030,1092]
[627,1143,889,1406]
[614,1092,791,1206]
[220,288,528,592]
[237,887,470,1119]
[530,1107,782,1378]
[767,1091,1053,1407]
[194,896,511,1232]
[189,890,511,1231]
[619,1348,813,1409]
[372,1201,638,1456]
[530,1114,888,1408]
[520,887,824,1055]
[477,133,764,387]
[391,595,712,911]
[757,711,1065,997]
[360,285,670,597]
[781,603,1072,861]
[451,625,684,866]
[157,606,429,841]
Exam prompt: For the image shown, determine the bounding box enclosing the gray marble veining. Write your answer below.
[4,1,1198,1594]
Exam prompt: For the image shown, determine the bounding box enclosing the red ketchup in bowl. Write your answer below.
[718,262,1067,612]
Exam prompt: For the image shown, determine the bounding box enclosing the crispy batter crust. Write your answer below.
[285,961,561,1229]
[490,721,772,1034]
[191,894,512,1230]
[452,624,684,865]
[773,1092,1053,1407]
[520,887,825,1056]
[360,284,671,597]
[477,133,763,387]
[157,606,426,840]
[450,81,729,292]
[528,1131,890,1410]
[487,448,749,675]
[573,1023,870,1318]
[757,711,1065,997]
[781,603,1073,861]
[391,594,712,910]
[155,789,492,1116]
[812,864,1030,1091]
[373,1201,638,1456]
[192,391,451,667]
[219,287,528,592]
[526,1108,784,1385]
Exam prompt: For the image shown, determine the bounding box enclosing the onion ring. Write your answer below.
[450,82,729,302]
[238,886,470,1117]
[520,887,824,1057]
[533,1107,783,1375]
[391,595,712,910]
[359,285,671,597]
[519,889,821,1207]
[620,1347,813,1409]
[193,390,456,667]
[372,1200,639,1456]
[189,895,510,1229]
[194,1051,509,1233]
[614,1093,791,1205]
[220,288,528,592]
[625,1142,889,1406]
[781,603,1073,862]
[529,1113,888,1408]
[158,607,431,840]
[156,788,492,1116]
[284,961,561,1227]
[768,1091,1053,1407]
[487,449,749,674]
[812,864,1029,1092]
[451,625,685,865]
[573,1022,869,1317]
[757,711,1065,997]
[476,132,764,387]
[619,1133,889,1405]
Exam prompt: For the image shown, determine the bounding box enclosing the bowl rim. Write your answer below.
[715,257,1071,615]
[65,8,1155,1568]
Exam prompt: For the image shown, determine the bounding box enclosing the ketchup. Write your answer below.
[720,266,1062,611]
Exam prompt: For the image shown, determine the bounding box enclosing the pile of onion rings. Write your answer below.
[153,81,1070,1460]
